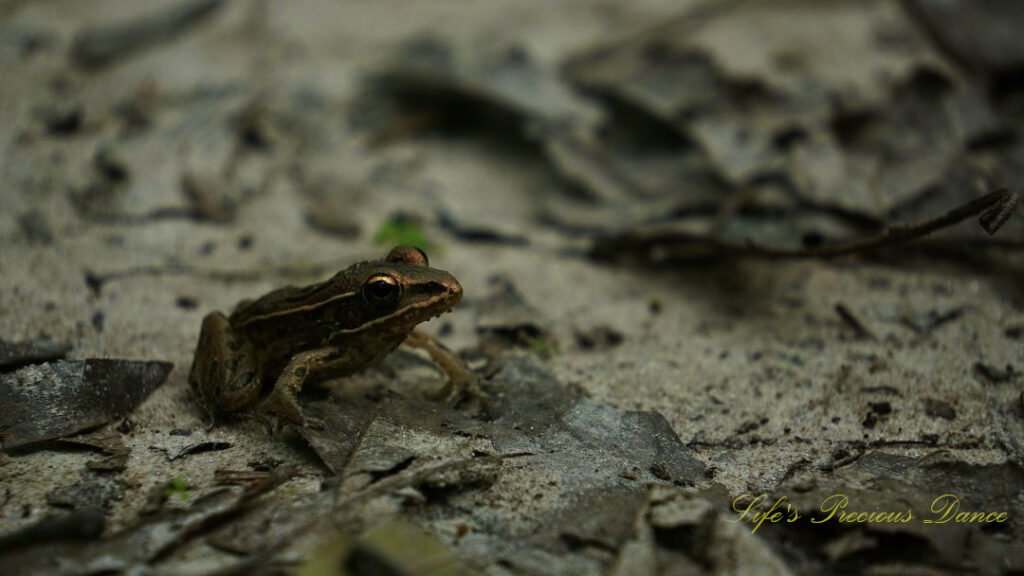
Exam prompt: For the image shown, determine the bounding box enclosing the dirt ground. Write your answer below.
[1,1,1022,575]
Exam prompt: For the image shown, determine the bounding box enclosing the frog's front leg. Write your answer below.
[189,312,261,424]
[260,346,349,426]
[404,330,488,408]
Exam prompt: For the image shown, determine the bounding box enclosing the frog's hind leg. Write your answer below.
[189,312,261,424]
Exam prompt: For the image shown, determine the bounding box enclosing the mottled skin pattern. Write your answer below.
[188,246,463,426]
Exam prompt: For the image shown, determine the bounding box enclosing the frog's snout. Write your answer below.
[429,275,462,320]
[448,277,464,305]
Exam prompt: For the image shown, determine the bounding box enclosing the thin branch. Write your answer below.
[592,189,1020,261]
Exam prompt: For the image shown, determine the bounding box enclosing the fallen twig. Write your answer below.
[592,189,1020,262]
[834,303,876,341]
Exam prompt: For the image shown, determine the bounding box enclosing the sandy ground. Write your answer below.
[1,1,1022,575]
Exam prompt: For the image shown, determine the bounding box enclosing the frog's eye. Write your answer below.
[385,245,429,267]
[362,274,402,307]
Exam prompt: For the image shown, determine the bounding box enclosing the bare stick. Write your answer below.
[593,189,1020,261]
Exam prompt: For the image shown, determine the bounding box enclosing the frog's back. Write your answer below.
[228,268,367,358]
[230,281,338,324]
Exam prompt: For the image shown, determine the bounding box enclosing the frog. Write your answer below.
[188,245,478,427]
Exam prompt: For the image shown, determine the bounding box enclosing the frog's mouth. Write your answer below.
[370,278,462,329]
[408,279,463,321]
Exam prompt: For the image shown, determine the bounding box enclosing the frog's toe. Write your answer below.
[191,397,219,429]
[439,374,493,415]
[259,389,307,427]
[465,388,495,417]
[199,411,218,431]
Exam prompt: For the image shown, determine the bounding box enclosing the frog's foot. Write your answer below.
[260,347,340,428]
[259,388,304,425]
[197,406,218,431]
[439,372,492,415]
[404,331,492,412]
[259,392,326,430]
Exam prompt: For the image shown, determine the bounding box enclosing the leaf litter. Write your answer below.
[364,1,1022,263]
[3,0,1024,574]
[0,359,173,450]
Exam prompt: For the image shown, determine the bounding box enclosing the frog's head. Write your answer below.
[353,245,462,333]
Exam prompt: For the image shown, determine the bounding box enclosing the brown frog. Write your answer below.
[188,246,475,426]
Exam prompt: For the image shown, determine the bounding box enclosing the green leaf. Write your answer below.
[165,477,191,500]
[373,216,435,253]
